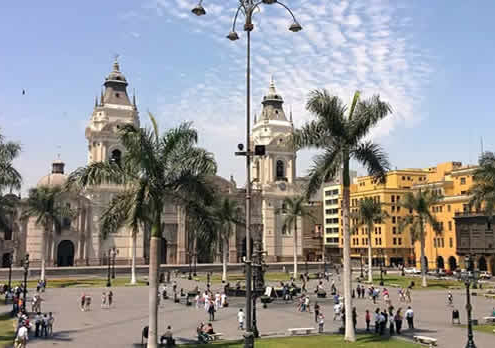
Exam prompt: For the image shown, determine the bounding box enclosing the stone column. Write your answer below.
[176,206,187,264]
[229,223,238,263]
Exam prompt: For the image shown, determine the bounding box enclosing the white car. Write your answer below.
[404,267,421,275]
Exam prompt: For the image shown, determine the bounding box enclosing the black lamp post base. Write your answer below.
[465,340,477,348]
[243,331,254,348]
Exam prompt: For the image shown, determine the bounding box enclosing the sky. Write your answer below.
[1,0,495,195]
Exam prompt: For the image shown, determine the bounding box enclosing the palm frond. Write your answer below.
[304,145,343,199]
[305,89,347,139]
[349,95,392,141]
[352,141,390,184]
[65,161,127,192]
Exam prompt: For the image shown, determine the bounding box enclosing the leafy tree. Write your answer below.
[66,113,216,348]
[294,89,391,341]
[277,196,315,279]
[350,197,389,282]
[22,186,75,281]
[399,190,441,287]
[470,151,495,218]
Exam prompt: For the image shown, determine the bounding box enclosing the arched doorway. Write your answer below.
[2,253,11,268]
[160,238,167,264]
[448,256,457,271]
[436,256,445,270]
[57,240,74,266]
[478,256,488,271]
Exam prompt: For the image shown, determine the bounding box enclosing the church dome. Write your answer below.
[37,159,67,188]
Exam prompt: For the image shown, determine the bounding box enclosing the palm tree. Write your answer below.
[0,130,22,193]
[399,190,441,287]
[294,90,392,342]
[99,191,151,285]
[214,197,243,283]
[351,198,389,283]
[66,113,216,348]
[0,131,22,236]
[470,151,495,218]
[277,196,315,279]
[22,186,74,281]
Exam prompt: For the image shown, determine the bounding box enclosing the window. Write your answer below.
[449,237,453,248]
[393,238,397,245]
[379,238,382,245]
[448,221,452,231]
[439,206,443,212]
[461,191,466,195]
[397,206,401,213]
[447,205,451,212]
[398,238,402,245]
[396,195,400,202]
[392,216,396,224]
[460,177,466,185]
[393,227,397,234]
[391,195,395,203]
[391,206,395,212]
[441,238,445,248]
[407,176,411,180]
[115,92,120,98]
[434,239,437,248]
[402,176,405,180]
[276,160,285,179]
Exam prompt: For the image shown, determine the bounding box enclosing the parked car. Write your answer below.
[480,271,492,280]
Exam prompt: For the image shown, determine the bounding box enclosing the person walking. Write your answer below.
[379,310,387,335]
[352,307,357,330]
[41,313,49,337]
[47,312,54,337]
[237,309,245,330]
[318,313,325,333]
[405,306,414,329]
[208,300,216,321]
[34,312,42,337]
[405,287,412,303]
[14,323,28,348]
[101,292,107,309]
[388,308,395,336]
[80,293,86,311]
[314,302,320,323]
[108,290,113,308]
[365,309,371,332]
[395,308,403,335]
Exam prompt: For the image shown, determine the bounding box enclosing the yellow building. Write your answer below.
[412,162,476,271]
[343,169,430,266]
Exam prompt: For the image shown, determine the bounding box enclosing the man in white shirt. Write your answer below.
[405,306,414,329]
[238,309,245,330]
[15,324,28,348]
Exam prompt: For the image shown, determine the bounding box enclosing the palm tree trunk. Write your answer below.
[342,155,356,342]
[367,227,373,283]
[130,231,137,285]
[40,226,48,281]
[222,235,228,283]
[147,214,161,348]
[420,216,427,287]
[293,222,298,279]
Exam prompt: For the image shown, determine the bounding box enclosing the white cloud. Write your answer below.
[137,0,431,182]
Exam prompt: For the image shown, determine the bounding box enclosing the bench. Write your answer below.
[484,294,495,299]
[209,333,223,341]
[414,335,438,346]
[287,327,316,335]
[483,316,495,323]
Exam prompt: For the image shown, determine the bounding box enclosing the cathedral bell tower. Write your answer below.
[251,77,301,262]
[251,77,296,188]
[85,58,139,165]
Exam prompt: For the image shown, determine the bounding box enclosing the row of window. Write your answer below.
[325,199,338,205]
[325,189,339,196]
[325,227,339,234]
[325,218,339,224]
[325,208,338,215]
[326,237,339,244]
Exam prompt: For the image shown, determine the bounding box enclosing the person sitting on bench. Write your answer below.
[160,325,175,346]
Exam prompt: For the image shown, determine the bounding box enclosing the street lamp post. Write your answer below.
[379,249,384,286]
[192,2,301,347]
[22,254,29,313]
[8,254,13,293]
[111,248,118,279]
[188,251,193,280]
[360,251,364,279]
[460,255,478,348]
[106,250,112,287]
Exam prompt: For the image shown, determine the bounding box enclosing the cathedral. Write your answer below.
[6,60,311,268]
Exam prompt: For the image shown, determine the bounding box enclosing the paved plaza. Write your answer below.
[3,275,495,347]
